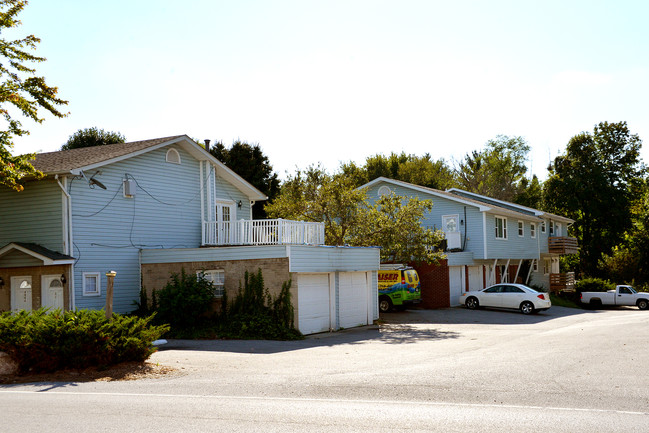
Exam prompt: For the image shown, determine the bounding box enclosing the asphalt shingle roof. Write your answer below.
[31,135,186,174]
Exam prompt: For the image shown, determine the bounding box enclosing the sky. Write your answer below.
[8,0,649,180]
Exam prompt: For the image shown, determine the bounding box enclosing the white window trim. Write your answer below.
[82,272,101,297]
[378,185,391,197]
[495,216,508,240]
[517,220,524,237]
[543,259,550,276]
[541,220,546,233]
[198,269,225,298]
[166,148,181,164]
[530,223,536,239]
[532,259,538,272]
[442,214,460,233]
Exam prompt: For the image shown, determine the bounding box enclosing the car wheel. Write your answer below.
[379,296,393,313]
[637,299,648,310]
[520,301,534,315]
[465,297,479,310]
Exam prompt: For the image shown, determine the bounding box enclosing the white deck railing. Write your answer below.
[202,218,325,246]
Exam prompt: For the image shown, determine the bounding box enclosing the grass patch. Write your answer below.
[550,293,581,309]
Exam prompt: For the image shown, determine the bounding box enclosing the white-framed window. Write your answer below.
[555,222,562,236]
[530,223,536,239]
[549,221,555,236]
[83,272,100,296]
[517,221,524,237]
[166,148,181,164]
[378,185,391,197]
[541,220,546,233]
[495,216,507,239]
[198,270,225,298]
[442,214,460,232]
[532,259,538,272]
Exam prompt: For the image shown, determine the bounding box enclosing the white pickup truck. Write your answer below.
[580,285,649,310]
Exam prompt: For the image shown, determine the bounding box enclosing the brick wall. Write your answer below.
[141,257,293,311]
[412,259,450,309]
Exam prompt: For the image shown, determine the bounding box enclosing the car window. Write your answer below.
[484,286,502,293]
[619,287,631,294]
[503,286,525,293]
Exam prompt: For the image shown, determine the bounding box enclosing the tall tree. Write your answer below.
[0,0,68,191]
[60,127,125,150]
[348,193,446,264]
[265,166,364,245]
[455,135,531,201]
[210,140,280,219]
[544,121,645,277]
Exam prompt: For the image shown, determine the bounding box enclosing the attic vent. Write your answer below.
[378,186,391,197]
[166,148,181,164]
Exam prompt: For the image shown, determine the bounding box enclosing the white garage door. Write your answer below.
[339,272,369,329]
[298,273,331,335]
[468,266,484,291]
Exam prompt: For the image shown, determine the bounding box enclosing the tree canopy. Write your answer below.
[209,139,280,219]
[0,0,68,191]
[60,127,125,150]
[455,135,531,202]
[265,165,445,263]
[544,121,646,277]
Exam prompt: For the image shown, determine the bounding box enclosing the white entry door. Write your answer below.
[449,266,465,306]
[468,266,484,291]
[42,275,65,310]
[215,201,235,244]
[11,276,32,311]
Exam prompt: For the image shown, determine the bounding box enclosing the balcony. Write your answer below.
[550,272,575,293]
[202,218,325,246]
[548,236,579,255]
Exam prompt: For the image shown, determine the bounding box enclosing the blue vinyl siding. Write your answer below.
[484,214,540,260]
[364,181,485,258]
[0,180,63,253]
[70,146,203,312]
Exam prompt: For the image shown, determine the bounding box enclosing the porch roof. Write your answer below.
[0,242,75,265]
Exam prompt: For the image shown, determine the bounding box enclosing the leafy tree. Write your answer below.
[0,0,68,191]
[455,135,531,202]
[340,152,456,190]
[265,165,365,245]
[267,166,445,263]
[544,121,646,277]
[210,140,280,219]
[60,127,125,150]
[347,193,446,264]
[512,175,543,209]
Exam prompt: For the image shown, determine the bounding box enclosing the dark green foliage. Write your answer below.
[154,268,216,330]
[574,278,616,294]
[0,309,168,374]
[209,140,280,219]
[132,286,150,316]
[544,121,645,277]
[219,269,302,340]
[61,127,125,150]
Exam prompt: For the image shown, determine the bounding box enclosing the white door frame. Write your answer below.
[41,274,65,310]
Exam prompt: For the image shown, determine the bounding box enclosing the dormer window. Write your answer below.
[166,148,181,164]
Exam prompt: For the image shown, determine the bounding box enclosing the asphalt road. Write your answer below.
[2,306,649,432]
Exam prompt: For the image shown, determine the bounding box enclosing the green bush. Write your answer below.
[154,268,216,330]
[574,277,616,294]
[219,269,302,340]
[0,309,168,374]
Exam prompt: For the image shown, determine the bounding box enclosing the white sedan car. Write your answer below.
[460,283,551,314]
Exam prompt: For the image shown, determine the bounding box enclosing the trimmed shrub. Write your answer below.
[0,309,168,374]
[574,277,616,294]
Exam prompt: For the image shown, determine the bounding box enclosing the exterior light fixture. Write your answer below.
[61,274,67,284]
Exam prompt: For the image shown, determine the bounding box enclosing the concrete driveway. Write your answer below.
[3,306,649,432]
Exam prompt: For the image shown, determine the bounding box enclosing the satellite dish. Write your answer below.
[89,177,107,190]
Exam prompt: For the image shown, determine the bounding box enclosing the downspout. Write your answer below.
[462,206,467,251]
[55,175,75,310]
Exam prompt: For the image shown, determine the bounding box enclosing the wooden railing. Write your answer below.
[202,218,325,246]
[548,236,579,255]
[550,272,575,293]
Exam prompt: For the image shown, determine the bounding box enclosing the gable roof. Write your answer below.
[30,135,267,201]
[446,188,574,224]
[0,242,75,265]
[359,177,544,221]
